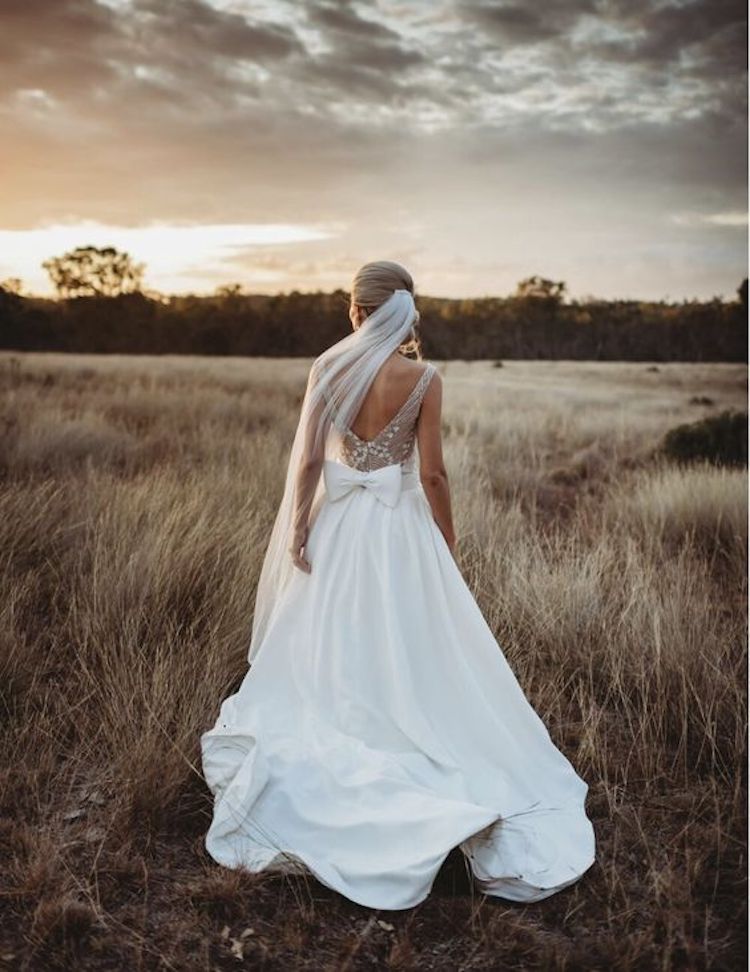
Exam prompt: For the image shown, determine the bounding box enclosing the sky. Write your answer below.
[0,0,747,301]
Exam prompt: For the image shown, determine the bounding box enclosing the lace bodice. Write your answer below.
[325,363,437,472]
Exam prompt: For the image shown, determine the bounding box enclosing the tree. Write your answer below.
[42,245,145,298]
[738,277,748,311]
[0,277,24,295]
[515,275,567,302]
[215,283,244,298]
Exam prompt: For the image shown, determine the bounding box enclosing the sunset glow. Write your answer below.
[0,221,339,295]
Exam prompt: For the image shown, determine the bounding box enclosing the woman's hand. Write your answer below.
[290,525,312,573]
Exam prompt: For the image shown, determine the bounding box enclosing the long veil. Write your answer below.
[247,288,421,663]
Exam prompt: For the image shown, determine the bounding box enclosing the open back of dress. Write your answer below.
[326,362,437,473]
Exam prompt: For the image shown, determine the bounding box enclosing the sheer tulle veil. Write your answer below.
[247,288,421,663]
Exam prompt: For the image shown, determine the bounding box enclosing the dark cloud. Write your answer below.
[292,57,434,102]
[306,1,403,42]
[585,0,747,71]
[132,0,306,61]
[1,0,744,131]
[0,0,306,111]
[302,0,427,89]
[456,0,597,45]
[0,0,121,96]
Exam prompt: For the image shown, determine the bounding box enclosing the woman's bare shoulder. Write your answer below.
[391,356,435,378]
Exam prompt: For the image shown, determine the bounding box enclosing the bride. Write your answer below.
[200,260,596,909]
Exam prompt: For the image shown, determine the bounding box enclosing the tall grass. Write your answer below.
[0,352,746,970]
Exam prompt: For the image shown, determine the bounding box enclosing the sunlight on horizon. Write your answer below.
[0,221,342,296]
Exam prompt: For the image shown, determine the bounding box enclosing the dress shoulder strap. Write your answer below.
[387,362,437,431]
[414,362,437,402]
[400,361,436,414]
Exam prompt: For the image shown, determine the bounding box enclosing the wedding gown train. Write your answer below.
[201,362,596,909]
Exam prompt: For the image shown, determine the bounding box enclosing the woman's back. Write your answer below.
[348,354,432,442]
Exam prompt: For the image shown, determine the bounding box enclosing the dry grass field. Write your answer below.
[0,351,746,971]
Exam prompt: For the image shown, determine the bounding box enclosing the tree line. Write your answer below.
[0,246,746,362]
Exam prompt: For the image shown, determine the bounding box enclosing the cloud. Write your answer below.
[131,0,306,61]
[586,0,746,71]
[306,1,404,42]
[671,210,748,227]
[455,0,597,45]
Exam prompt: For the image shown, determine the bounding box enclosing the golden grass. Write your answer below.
[0,351,746,970]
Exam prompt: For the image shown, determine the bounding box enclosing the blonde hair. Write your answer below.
[350,260,422,359]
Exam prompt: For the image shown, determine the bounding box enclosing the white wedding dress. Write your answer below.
[201,362,596,909]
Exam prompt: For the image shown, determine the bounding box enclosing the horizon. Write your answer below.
[1,0,747,303]
[11,278,746,306]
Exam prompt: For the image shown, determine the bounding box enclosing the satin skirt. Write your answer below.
[200,462,596,909]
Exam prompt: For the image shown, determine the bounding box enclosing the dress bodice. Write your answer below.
[323,363,437,473]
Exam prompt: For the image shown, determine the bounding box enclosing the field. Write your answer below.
[0,351,746,971]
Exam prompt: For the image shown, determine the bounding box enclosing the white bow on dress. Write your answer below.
[323,459,402,508]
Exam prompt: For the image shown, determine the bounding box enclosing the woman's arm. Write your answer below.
[416,370,456,556]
